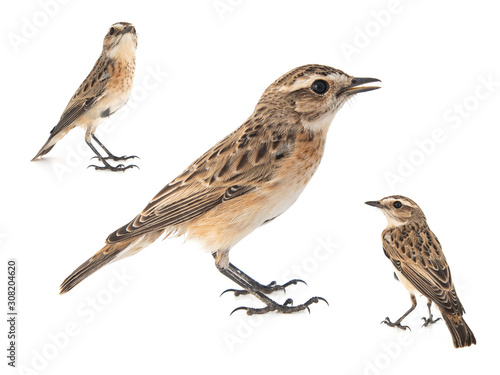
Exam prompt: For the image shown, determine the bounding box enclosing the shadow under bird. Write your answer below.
[60,64,381,315]
[32,22,139,171]
[365,195,476,348]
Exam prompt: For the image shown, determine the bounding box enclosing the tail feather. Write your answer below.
[59,243,126,294]
[60,231,163,294]
[32,137,56,161]
[440,309,476,348]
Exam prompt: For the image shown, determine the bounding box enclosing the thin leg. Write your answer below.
[421,299,441,327]
[86,139,137,172]
[91,135,139,161]
[216,261,327,315]
[381,294,417,330]
[220,262,306,296]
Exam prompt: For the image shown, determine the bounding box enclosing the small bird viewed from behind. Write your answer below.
[32,22,139,171]
[60,64,380,315]
[365,195,476,348]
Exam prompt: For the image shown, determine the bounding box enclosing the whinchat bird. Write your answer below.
[32,22,139,171]
[60,64,380,315]
[365,196,476,348]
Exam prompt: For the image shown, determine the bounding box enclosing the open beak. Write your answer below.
[365,200,383,209]
[339,77,381,96]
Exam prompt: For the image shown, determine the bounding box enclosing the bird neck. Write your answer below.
[107,36,136,62]
[301,111,336,134]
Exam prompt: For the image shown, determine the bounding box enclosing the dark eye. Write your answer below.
[393,201,402,209]
[109,27,115,35]
[311,80,329,95]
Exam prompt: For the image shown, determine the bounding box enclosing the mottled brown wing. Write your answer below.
[49,55,111,137]
[383,225,464,316]
[106,121,297,243]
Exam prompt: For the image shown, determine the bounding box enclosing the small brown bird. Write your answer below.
[60,64,380,315]
[365,195,476,348]
[32,22,139,171]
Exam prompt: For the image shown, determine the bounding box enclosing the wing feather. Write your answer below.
[50,55,111,137]
[383,224,464,316]
[107,122,297,244]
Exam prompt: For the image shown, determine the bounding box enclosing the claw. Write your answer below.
[220,278,307,297]
[381,317,411,331]
[230,306,253,316]
[91,155,139,161]
[421,316,441,327]
[88,163,139,172]
[315,296,329,306]
[229,296,327,316]
[220,289,245,297]
[281,279,307,293]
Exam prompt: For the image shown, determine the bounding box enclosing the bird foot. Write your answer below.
[381,317,411,331]
[220,279,306,297]
[231,296,328,316]
[421,315,441,327]
[88,163,139,172]
[91,155,139,161]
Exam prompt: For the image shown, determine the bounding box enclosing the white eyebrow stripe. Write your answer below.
[278,76,319,93]
[385,197,418,209]
[278,72,350,93]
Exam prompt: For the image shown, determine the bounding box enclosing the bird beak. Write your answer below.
[121,25,134,35]
[339,77,381,96]
[365,200,383,209]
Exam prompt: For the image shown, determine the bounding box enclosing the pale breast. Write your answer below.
[263,131,325,221]
[184,131,327,252]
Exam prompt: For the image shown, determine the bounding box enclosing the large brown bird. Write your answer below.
[59,64,381,315]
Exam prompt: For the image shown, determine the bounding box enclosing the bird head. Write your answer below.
[103,22,138,57]
[365,195,427,227]
[256,64,380,133]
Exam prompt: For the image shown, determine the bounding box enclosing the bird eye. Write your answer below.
[109,27,115,36]
[393,201,402,209]
[311,80,329,95]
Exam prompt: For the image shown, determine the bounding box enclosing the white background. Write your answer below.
[2,0,499,374]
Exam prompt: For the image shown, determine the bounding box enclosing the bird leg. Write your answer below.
[381,294,417,330]
[220,262,306,296]
[86,139,137,172]
[421,299,441,327]
[216,261,327,315]
[91,135,139,161]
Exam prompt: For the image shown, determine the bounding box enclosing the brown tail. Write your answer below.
[60,231,163,294]
[440,309,476,348]
[32,136,56,161]
[59,242,128,294]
